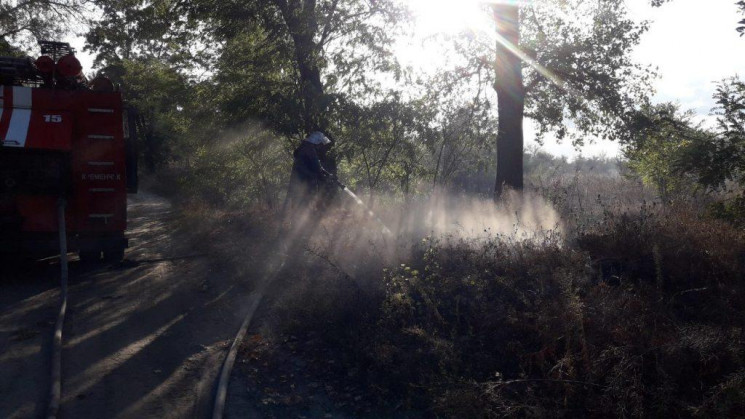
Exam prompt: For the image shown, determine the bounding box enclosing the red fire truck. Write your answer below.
[0,41,137,262]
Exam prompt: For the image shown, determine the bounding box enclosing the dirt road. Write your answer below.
[0,192,259,418]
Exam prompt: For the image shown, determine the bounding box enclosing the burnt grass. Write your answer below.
[185,199,745,418]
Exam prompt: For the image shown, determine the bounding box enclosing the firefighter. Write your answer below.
[284,131,334,216]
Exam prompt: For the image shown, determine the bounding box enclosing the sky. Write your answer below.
[69,0,745,159]
[401,0,745,159]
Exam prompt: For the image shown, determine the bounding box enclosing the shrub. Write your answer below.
[224,179,745,417]
[364,206,745,417]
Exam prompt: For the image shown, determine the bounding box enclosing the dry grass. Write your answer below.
[255,186,745,417]
[166,168,745,417]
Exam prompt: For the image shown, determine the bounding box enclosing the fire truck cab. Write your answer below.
[0,41,137,262]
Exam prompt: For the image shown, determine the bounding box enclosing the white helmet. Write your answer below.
[305,131,331,145]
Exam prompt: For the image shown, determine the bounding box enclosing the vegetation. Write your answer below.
[4,0,663,198]
[3,0,745,416]
[222,161,745,417]
[368,208,745,417]
[0,0,85,55]
[622,103,705,202]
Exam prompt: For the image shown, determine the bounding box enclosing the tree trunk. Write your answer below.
[295,43,325,133]
[277,0,328,134]
[493,5,524,199]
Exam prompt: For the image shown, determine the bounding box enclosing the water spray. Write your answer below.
[325,172,392,236]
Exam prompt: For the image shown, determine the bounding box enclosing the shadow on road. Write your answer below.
[0,192,263,419]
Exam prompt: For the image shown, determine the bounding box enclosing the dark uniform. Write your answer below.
[286,140,328,213]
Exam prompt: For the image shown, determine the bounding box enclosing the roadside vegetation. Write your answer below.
[4,0,745,416]
[170,149,745,417]
[242,159,745,417]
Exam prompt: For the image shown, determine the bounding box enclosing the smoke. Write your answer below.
[295,188,564,283]
[390,189,563,241]
[189,122,563,284]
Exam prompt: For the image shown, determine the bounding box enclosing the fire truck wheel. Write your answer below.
[104,248,125,263]
[79,250,102,264]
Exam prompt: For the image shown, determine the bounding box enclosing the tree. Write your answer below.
[493,5,524,197]
[85,0,205,70]
[623,103,708,201]
[671,2,745,188]
[192,0,407,137]
[423,71,497,193]
[676,77,745,190]
[635,0,745,202]
[115,59,197,172]
[488,0,659,198]
[210,23,301,137]
[335,94,424,196]
[84,0,412,184]
[0,0,86,54]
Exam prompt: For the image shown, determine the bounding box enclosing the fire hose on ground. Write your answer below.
[212,257,286,419]
[212,173,391,418]
[47,198,68,419]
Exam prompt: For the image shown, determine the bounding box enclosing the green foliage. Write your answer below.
[623,103,707,200]
[85,0,417,187]
[79,0,744,217]
[707,195,745,226]
[520,0,655,145]
[0,38,22,57]
[211,26,300,137]
[335,94,429,193]
[621,79,745,224]
[78,0,670,201]
[85,0,204,69]
[0,0,86,53]
[104,59,197,171]
[676,77,745,190]
[424,65,499,191]
[192,0,408,134]
[180,127,290,209]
